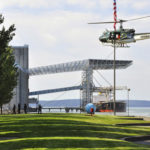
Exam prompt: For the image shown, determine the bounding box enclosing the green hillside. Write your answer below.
[0,113,150,149]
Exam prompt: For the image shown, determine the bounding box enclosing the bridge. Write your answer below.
[29,85,82,96]
[29,59,132,75]
[29,85,128,95]
[28,59,132,108]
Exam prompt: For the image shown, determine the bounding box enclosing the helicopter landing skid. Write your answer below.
[112,43,130,48]
[102,43,130,48]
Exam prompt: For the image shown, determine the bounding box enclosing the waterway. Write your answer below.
[42,107,150,117]
[96,107,150,117]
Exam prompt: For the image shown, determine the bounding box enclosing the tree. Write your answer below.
[0,14,18,114]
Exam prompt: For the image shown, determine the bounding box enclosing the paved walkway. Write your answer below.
[135,140,150,146]
[143,117,150,121]
[119,118,150,146]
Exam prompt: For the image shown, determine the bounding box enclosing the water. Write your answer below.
[41,107,150,117]
[96,107,150,117]
[126,107,150,117]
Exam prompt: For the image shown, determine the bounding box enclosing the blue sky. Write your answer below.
[1,0,150,100]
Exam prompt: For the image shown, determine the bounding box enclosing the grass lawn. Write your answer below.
[0,113,150,150]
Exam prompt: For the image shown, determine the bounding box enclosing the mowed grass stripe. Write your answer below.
[0,113,150,149]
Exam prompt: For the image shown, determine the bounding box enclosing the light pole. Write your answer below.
[113,39,116,116]
[127,88,130,116]
[113,0,117,116]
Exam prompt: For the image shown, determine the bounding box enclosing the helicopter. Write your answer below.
[88,16,150,48]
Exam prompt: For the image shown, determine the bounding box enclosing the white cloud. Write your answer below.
[66,0,96,9]
[1,0,150,100]
[133,1,150,10]
[98,0,112,9]
[1,0,149,13]
[6,10,104,64]
[118,0,150,11]
[0,0,62,9]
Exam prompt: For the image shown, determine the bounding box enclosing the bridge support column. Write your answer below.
[81,67,93,109]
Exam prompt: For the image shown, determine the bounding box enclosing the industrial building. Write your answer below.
[4,45,29,112]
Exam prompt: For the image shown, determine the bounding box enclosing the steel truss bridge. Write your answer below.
[27,59,132,108]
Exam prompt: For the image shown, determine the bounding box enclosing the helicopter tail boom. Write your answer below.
[134,33,150,41]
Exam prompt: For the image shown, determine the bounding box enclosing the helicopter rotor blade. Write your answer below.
[126,16,150,22]
[88,21,114,24]
[88,21,120,24]
[88,16,150,25]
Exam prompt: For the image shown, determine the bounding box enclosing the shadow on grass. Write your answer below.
[116,117,144,120]
[0,138,143,150]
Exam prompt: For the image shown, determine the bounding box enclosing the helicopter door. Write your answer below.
[110,33,115,40]
[110,32,120,40]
